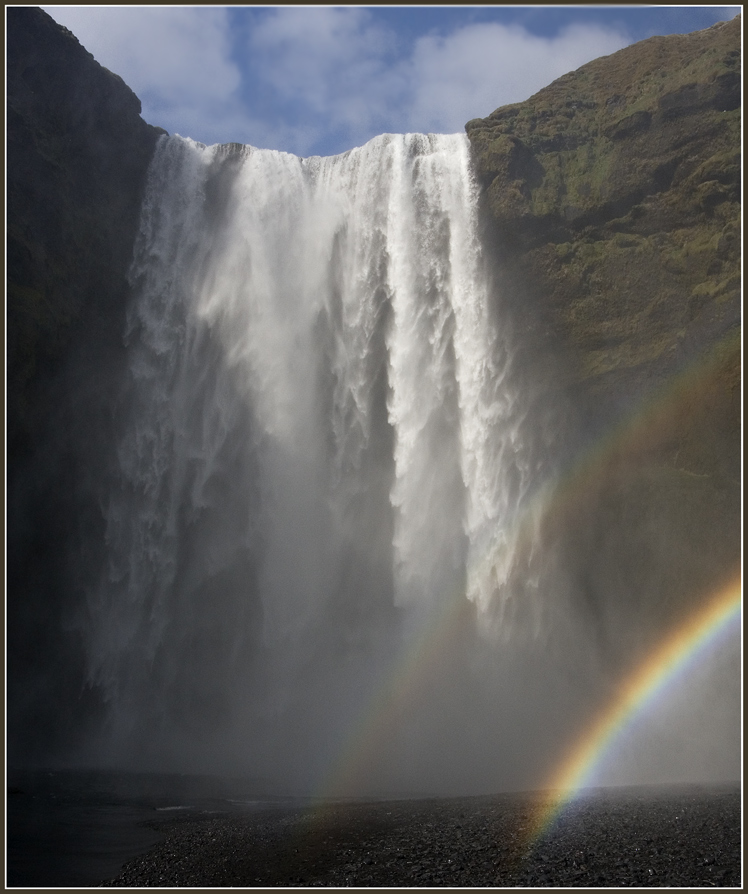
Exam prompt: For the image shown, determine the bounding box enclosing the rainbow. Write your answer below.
[312,333,740,804]
[525,573,742,848]
[313,594,475,799]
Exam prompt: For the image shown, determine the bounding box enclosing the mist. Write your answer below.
[12,130,740,800]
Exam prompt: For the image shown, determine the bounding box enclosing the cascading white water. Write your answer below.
[88,131,550,791]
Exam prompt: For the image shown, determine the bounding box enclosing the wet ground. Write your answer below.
[102,783,741,888]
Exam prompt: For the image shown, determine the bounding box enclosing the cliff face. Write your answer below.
[466,17,741,666]
[7,7,164,760]
[466,16,740,410]
[7,6,164,456]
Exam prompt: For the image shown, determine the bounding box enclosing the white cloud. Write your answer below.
[247,8,407,145]
[405,22,631,134]
[249,7,390,104]
[41,6,245,142]
[245,9,631,150]
[40,6,633,155]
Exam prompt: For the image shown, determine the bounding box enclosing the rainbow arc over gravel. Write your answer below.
[525,573,742,847]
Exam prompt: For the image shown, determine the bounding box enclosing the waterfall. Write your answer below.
[87,132,552,792]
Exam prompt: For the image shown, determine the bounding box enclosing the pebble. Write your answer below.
[103,784,740,887]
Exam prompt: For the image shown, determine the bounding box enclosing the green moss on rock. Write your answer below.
[466,15,740,407]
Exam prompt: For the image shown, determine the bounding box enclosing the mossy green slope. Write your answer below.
[466,15,740,407]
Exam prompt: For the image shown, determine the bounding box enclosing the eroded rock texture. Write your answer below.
[7,7,164,759]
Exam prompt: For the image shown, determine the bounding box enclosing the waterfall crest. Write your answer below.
[88,132,549,791]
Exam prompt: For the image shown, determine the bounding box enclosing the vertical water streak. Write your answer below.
[92,138,218,707]
[91,131,544,777]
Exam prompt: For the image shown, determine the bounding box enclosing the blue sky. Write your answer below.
[42,5,741,157]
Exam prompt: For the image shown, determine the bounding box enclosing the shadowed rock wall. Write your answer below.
[7,7,164,761]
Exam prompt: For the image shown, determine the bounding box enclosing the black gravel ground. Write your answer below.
[103,784,741,887]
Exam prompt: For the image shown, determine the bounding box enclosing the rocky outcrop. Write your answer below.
[466,17,741,666]
[7,6,165,457]
[7,7,164,761]
[466,15,740,411]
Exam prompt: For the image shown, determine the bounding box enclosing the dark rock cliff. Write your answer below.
[466,17,741,667]
[7,6,164,456]
[7,7,164,760]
